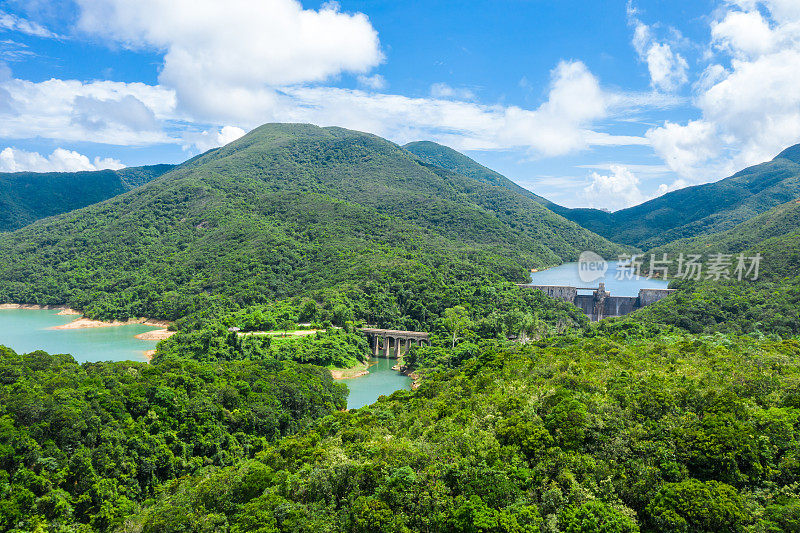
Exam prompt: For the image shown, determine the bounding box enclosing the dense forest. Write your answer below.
[403,141,562,212]
[0,124,623,324]
[645,199,800,278]
[0,165,172,232]
[131,333,800,533]
[4,330,800,532]
[0,345,347,531]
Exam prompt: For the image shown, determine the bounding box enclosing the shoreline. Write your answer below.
[52,317,172,331]
[404,369,422,390]
[134,329,175,341]
[2,304,172,332]
[0,303,81,315]
[330,361,373,380]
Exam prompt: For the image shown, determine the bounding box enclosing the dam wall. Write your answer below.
[521,283,676,321]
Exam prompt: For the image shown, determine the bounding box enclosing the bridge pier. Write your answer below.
[361,328,431,359]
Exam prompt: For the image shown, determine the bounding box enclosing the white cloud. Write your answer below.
[646,120,721,179]
[577,162,671,174]
[0,78,175,145]
[68,1,646,158]
[71,94,159,132]
[712,10,777,58]
[75,0,383,120]
[645,43,689,92]
[0,10,59,39]
[0,147,124,172]
[357,74,386,90]
[631,19,688,92]
[430,83,476,101]
[267,61,643,157]
[647,2,800,181]
[655,178,688,196]
[0,60,648,156]
[584,165,646,211]
[184,125,246,152]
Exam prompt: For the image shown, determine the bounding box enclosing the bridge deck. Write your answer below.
[361,328,429,339]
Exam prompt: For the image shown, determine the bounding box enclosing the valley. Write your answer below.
[1,124,800,533]
[6,2,800,530]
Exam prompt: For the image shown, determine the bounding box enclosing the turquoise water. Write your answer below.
[0,309,159,363]
[530,261,669,297]
[345,357,412,409]
[0,308,408,405]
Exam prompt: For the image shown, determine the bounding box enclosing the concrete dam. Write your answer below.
[519,282,676,321]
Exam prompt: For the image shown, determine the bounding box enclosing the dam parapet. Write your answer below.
[518,282,676,321]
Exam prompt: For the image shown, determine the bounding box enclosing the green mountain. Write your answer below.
[406,139,800,249]
[0,164,173,231]
[563,145,800,248]
[0,123,623,322]
[647,198,800,279]
[403,140,563,211]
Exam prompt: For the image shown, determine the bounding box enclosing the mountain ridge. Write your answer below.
[0,123,624,322]
[0,163,174,232]
[405,139,800,249]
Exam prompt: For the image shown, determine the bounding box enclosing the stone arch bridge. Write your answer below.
[360,328,430,358]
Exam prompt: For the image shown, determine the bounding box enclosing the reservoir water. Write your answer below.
[0,308,410,409]
[530,261,670,297]
[0,262,662,408]
[345,357,412,410]
[0,308,159,362]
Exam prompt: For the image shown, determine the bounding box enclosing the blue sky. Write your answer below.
[1,0,799,210]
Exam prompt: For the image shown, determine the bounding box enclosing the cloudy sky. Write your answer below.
[0,0,799,211]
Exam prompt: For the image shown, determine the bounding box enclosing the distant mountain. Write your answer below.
[406,140,800,250]
[648,198,800,279]
[0,123,624,320]
[558,145,800,249]
[0,164,174,231]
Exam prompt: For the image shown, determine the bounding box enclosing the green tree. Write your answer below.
[442,306,473,348]
[647,479,750,532]
[560,501,639,533]
[278,319,295,337]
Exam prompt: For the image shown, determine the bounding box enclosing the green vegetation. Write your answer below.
[607,200,800,337]
[605,275,800,337]
[110,334,800,532]
[0,164,172,232]
[3,124,800,532]
[0,345,346,531]
[564,145,800,248]
[0,124,622,324]
[406,139,800,249]
[156,279,589,370]
[647,199,800,279]
[403,140,562,211]
[156,327,371,368]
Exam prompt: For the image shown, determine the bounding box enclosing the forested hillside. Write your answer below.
[3,125,800,533]
[0,164,173,232]
[564,145,800,248]
[407,140,800,249]
[0,345,347,531]
[5,334,793,532]
[403,140,563,212]
[608,202,800,337]
[645,199,800,279]
[0,124,623,323]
